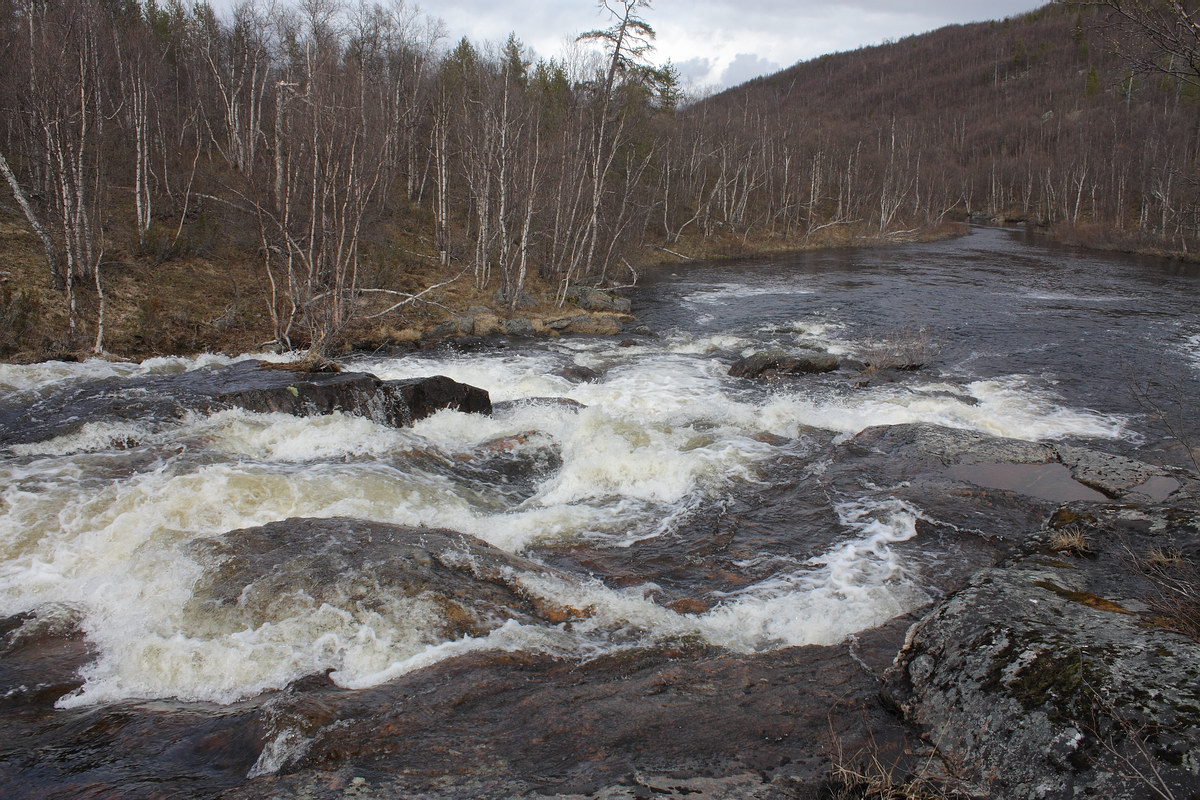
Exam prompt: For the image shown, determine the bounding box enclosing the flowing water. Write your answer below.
[1,227,1198,791]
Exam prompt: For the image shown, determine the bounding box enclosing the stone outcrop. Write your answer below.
[888,538,1200,799]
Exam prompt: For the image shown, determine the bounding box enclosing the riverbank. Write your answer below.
[1039,221,1200,264]
[0,207,965,364]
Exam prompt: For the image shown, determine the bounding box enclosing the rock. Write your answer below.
[387,374,491,422]
[424,316,473,340]
[887,551,1200,799]
[504,317,536,337]
[546,315,584,331]
[617,339,639,348]
[556,365,600,384]
[0,608,94,708]
[492,397,587,415]
[221,624,924,800]
[848,423,1055,466]
[0,361,491,446]
[196,363,490,426]
[564,313,625,335]
[471,313,504,337]
[565,286,632,314]
[186,519,583,641]
[1053,445,1173,499]
[728,350,840,378]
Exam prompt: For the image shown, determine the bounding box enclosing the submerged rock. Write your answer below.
[187,518,584,641]
[0,607,93,708]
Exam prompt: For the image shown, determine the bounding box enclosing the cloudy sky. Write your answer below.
[432,0,1051,91]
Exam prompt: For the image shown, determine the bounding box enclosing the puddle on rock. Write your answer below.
[1128,475,1181,502]
[949,462,1109,503]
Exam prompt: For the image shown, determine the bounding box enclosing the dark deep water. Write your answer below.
[1,226,1197,797]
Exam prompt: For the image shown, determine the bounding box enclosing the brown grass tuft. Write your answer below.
[1049,525,1091,556]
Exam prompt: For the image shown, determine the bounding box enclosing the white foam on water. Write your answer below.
[1183,332,1200,372]
[759,377,1124,441]
[1019,290,1129,303]
[0,351,301,400]
[0,332,1131,708]
[513,496,927,651]
[354,351,572,403]
[683,281,815,305]
[9,420,153,456]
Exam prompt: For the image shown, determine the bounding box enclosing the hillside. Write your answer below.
[688,2,1198,250]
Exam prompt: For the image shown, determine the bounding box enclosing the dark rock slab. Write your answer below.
[0,361,490,447]
[555,365,600,383]
[728,350,839,378]
[0,608,93,710]
[219,620,924,800]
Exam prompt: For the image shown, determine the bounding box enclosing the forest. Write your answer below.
[0,0,1196,358]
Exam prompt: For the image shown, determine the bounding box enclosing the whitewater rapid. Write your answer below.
[0,322,1127,708]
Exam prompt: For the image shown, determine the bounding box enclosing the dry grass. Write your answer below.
[1050,525,1092,556]
[1045,222,1200,264]
[1131,548,1200,641]
[860,327,939,372]
[824,750,972,800]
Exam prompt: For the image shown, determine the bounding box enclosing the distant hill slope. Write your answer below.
[681,3,1197,252]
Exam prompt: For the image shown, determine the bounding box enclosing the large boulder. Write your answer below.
[0,361,491,447]
[564,286,632,314]
[728,349,840,378]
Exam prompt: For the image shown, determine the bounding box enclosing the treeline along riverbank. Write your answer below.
[0,0,1197,361]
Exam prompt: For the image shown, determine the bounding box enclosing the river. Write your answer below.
[1,226,1197,797]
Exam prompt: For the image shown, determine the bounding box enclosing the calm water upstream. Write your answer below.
[0,226,1197,788]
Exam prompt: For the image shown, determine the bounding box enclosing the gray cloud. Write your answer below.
[210,0,1051,87]
[720,53,782,87]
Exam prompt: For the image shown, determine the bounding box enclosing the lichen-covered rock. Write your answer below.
[1053,444,1183,500]
[504,317,536,337]
[848,423,1056,466]
[887,554,1200,799]
[565,286,632,314]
